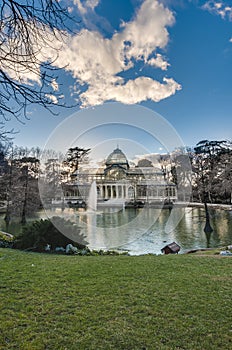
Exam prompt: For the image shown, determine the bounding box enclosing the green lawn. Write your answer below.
[0,249,232,349]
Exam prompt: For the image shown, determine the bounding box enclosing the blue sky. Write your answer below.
[4,0,232,156]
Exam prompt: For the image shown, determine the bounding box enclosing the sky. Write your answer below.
[2,0,232,160]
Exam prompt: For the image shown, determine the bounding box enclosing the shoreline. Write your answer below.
[175,202,232,211]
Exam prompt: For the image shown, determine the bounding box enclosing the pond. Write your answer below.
[1,206,232,255]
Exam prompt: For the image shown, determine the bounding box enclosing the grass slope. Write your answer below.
[0,248,232,350]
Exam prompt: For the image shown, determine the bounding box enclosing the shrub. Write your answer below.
[0,232,14,248]
[13,217,88,252]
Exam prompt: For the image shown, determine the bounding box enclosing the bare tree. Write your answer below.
[1,145,42,229]
[0,124,16,142]
[15,156,40,224]
[0,0,74,122]
[192,140,231,240]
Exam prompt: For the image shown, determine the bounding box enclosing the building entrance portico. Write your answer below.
[99,183,131,200]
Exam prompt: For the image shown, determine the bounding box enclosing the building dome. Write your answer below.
[105,147,129,168]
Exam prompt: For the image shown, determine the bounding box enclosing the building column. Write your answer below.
[126,185,128,199]
[100,185,103,199]
[118,185,122,198]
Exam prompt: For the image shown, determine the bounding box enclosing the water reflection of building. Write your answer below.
[63,147,177,206]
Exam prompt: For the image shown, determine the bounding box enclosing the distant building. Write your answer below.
[63,147,177,206]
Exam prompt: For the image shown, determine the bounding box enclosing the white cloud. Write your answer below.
[73,0,86,15]
[0,59,41,86]
[85,0,100,11]
[229,37,232,42]
[147,54,170,70]
[51,0,180,107]
[73,0,112,33]
[79,77,181,107]
[203,1,232,20]
[45,94,59,104]
[1,0,181,107]
[118,0,174,62]
[73,0,100,15]
[0,24,62,86]
[0,27,47,85]
[67,6,74,14]
[51,79,59,91]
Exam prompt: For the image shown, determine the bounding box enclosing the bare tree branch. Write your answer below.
[0,0,77,124]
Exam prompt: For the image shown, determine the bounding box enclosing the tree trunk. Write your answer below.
[4,210,10,232]
[21,167,28,225]
[204,202,213,247]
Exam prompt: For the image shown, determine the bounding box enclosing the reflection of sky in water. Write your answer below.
[2,207,232,255]
[39,207,232,255]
